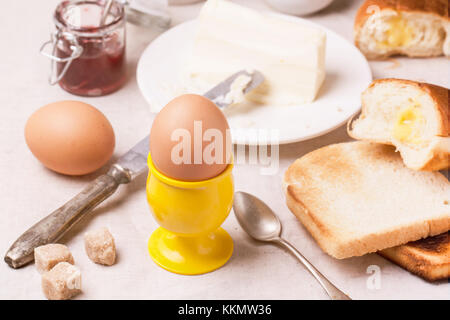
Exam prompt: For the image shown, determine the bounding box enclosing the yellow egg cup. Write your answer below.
[146,153,234,275]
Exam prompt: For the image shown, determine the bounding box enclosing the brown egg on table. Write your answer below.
[25,100,115,176]
[150,94,231,181]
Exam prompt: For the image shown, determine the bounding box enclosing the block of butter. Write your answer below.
[184,0,327,105]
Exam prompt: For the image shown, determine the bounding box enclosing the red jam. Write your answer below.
[51,0,126,97]
[56,31,126,96]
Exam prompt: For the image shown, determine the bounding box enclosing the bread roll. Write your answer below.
[348,79,449,171]
[355,0,449,59]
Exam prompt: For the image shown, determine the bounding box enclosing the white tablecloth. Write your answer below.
[0,0,448,300]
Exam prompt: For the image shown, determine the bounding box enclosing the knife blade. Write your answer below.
[204,70,264,109]
[114,133,151,180]
[4,70,264,269]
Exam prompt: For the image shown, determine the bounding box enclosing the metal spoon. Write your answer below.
[100,0,114,26]
[233,191,351,300]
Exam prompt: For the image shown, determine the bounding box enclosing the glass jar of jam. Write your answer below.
[41,0,126,96]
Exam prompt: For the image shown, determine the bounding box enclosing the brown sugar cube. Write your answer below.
[34,244,74,274]
[41,262,81,300]
[84,227,116,266]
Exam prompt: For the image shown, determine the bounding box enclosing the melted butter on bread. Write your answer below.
[355,0,449,59]
[392,103,425,145]
[378,15,414,48]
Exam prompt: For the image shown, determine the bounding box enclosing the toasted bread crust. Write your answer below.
[354,0,449,59]
[379,232,449,281]
[420,144,450,171]
[348,78,449,171]
[421,81,450,137]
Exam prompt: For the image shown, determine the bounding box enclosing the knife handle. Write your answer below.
[4,165,131,269]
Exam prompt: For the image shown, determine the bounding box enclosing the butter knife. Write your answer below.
[4,70,264,269]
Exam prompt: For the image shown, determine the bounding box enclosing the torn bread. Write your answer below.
[379,231,449,281]
[348,79,449,171]
[355,0,450,59]
[283,141,450,259]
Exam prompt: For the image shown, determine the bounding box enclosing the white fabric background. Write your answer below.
[0,0,448,299]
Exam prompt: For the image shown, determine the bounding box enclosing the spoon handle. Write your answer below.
[100,0,114,26]
[276,238,351,300]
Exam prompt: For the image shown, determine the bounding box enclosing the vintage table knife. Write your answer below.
[4,70,264,269]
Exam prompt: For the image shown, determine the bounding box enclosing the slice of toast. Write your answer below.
[379,232,449,281]
[283,141,450,259]
[348,79,449,171]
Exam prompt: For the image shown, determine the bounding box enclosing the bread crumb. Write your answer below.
[385,58,401,70]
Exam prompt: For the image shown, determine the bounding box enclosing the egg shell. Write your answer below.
[150,94,231,181]
[25,101,115,175]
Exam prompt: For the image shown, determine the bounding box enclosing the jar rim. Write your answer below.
[54,0,124,36]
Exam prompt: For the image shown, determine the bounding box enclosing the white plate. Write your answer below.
[137,17,372,145]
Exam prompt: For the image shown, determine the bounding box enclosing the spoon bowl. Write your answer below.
[233,191,281,241]
[233,191,351,300]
